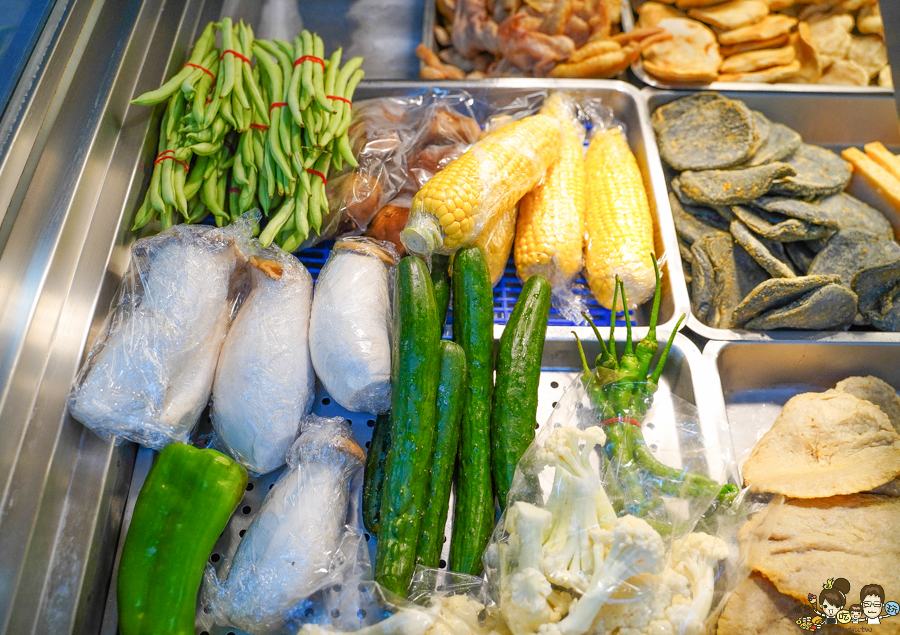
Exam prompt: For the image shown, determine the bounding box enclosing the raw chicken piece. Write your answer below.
[68,224,241,449]
[309,239,394,414]
[210,417,365,634]
[212,250,315,474]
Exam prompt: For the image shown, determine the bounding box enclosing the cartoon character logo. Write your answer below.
[794,580,897,630]
[859,584,899,625]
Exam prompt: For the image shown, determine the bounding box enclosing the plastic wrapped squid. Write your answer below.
[67,222,246,449]
[211,247,316,474]
[309,238,396,414]
[204,416,366,634]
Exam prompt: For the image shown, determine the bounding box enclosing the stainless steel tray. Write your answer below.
[624,0,894,94]
[357,79,691,336]
[646,88,900,342]
[97,331,716,635]
[703,339,900,478]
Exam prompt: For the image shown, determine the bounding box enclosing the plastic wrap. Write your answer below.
[309,238,397,414]
[210,243,315,475]
[202,415,369,634]
[67,220,251,450]
[400,111,563,259]
[482,368,749,635]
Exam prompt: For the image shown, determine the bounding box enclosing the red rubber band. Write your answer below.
[184,62,214,79]
[227,187,240,194]
[601,417,642,428]
[154,151,190,173]
[250,123,269,131]
[307,168,327,185]
[327,95,352,106]
[294,55,325,69]
[220,49,251,65]
[269,101,288,112]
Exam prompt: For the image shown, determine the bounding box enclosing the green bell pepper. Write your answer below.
[117,443,248,635]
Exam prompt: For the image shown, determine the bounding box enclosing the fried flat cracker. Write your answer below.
[742,390,900,495]
[731,274,839,325]
[651,92,723,134]
[807,12,853,67]
[740,494,900,632]
[785,241,817,273]
[679,162,795,206]
[717,14,797,45]
[720,44,795,73]
[657,97,758,170]
[670,191,727,244]
[820,58,869,85]
[744,122,802,167]
[789,22,824,84]
[690,234,716,321]
[853,259,900,331]
[719,32,790,57]
[879,64,893,87]
[807,228,900,285]
[731,219,796,277]
[769,144,852,199]
[717,573,804,635]
[688,0,769,30]
[642,17,722,83]
[817,192,895,238]
[719,59,801,82]
[733,205,826,241]
[858,1,883,36]
[638,1,686,27]
[836,375,900,433]
[675,0,735,9]
[848,34,887,80]
[744,283,857,329]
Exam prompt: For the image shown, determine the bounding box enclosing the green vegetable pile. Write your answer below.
[131,19,363,251]
[574,259,738,523]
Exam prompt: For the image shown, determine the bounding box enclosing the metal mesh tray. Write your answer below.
[703,339,900,478]
[97,331,715,634]
[646,88,900,342]
[623,0,893,94]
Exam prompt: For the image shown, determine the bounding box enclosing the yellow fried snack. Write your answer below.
[718,59,800,82]
[720,32,789,57]
[688,0,769,30]
[720,43,795,73]
[807,13,854,67]
[718,14,797,45]
[742,390,900,497]
[848,34,888,80]
[819,59,869,86]
[642,17,721,83]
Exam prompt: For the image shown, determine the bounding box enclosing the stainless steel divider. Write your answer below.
[0,1,221,632]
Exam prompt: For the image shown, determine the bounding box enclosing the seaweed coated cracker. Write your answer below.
[669,192,725,245]
[807,228,900,285]
[817,192,895,238]
[651,92,722,135]
[733,204,829,242]
[769,144,853,199]
[784,241,818,274]
[853,259,900,330]
[730,219,796,278]
[678,162,795,206]
[743,121,802,167]
[657,98,759,171]
[691,233,769,328]
[730,274,840,327]
[754,195,841,228]
[744,283,858,330]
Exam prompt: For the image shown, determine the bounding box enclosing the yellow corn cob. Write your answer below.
[515,93,586,286]
[401,113,562,257]
[584,126,656,310]
[474,202,518,286]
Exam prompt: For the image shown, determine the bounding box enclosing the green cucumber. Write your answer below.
[362,412,391,535]
[416,340,466,568]
[491,275,551,510]
[431,254,452,330]
[449,246,495,576]
[375,256,441,596]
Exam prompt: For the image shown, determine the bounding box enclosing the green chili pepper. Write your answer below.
[117,444,247,635]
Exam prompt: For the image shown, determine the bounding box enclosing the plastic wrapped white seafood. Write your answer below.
[211,247,315,474]
[309,238,396,414]
[67,222,246,449]
[207,415,367,634]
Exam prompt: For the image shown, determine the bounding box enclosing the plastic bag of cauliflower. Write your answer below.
[481,359,771,635]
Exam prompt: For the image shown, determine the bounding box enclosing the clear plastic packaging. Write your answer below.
[309,237,397,414]
[210,242,316,475]
[202,415,369,634]
[67,220,251,450]
[483,369,748,635]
